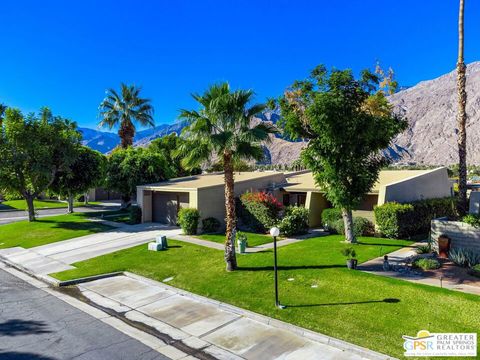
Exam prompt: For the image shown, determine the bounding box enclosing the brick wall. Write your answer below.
[431,218,480,254]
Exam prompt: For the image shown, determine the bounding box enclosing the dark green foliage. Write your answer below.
[178,208,200,235]
[374,197,458,239]
[413,258,441,270]
[239,192,283,232]
[462,214,480,228]
[333,217,374,237]
[279,206,309,236]
[415,244,432,254]
[202,217,221,234]
[128,206,142,224]
[321,208,342,231]
[340,247,357,259]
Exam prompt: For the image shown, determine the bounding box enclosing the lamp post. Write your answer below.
[270,227,285,309]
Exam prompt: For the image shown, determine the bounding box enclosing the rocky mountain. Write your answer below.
[388,61,480,165]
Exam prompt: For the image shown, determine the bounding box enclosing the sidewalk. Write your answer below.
[68,272,393,360]
[358,242,480,296]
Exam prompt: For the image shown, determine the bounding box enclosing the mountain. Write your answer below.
[388,61,480,165]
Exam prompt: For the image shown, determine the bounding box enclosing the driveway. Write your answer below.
[0,223,182,275]
[0,202,121,225]
[0,267,170,360]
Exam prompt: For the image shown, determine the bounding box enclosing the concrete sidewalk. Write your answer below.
[0,223,182,275]
[74,272,392,360]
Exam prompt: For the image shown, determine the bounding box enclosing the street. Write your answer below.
[0,268,170,360]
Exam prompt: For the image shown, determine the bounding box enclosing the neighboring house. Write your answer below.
[137,167,452,228]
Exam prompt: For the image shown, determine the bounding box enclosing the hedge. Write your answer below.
[239,191,283,232]
[374,197,458,239]
[178,208,200,235]
[321,208,342,231]
[332,216,374,237]
[279,206,309,236]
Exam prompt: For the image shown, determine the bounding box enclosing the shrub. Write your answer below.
[340,247,357,259]
[201,217,221,233]
[236,231,248,246]
[332,217,374,237]
[471,264,480,278]
[416,244,432,254]
[448,247,480,268]
[128,206,142,224]
[374,197,458,239]
[463,214,480,228]
[321,208,342,231]
[279,206,309,236]
[178,208,200,235]
[239,191,283,232]
[413,258,441,270]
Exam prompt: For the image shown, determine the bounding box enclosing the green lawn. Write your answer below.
[196,231,274,247]
[51,235,480,358]
[0,213,112,249]
[88,209,131,224]
[0,199,101,211]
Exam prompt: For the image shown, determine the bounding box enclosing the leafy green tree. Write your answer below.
[99,83,154,148]
[175,83,277,271]
[50,146,106,213]
[0,107,81,221]
[148,133,201,177]
[0,103,6,128]
[105,147,175,207]
[276,65,407,243]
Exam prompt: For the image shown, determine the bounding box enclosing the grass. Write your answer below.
[0,213,112,249]
[0,199,101,211]
[51,235,480,358]
[88,209,131,224]
[196,231,274,247]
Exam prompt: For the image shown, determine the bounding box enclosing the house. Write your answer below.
[137,167,452,228]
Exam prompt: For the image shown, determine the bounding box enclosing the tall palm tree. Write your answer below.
[99,83,154,148]
[176,83,277,271]
[457,0,468,215]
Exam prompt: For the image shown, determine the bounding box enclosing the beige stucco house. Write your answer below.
[137,167,452,228]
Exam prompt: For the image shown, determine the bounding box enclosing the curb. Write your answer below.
[0,254,60,286]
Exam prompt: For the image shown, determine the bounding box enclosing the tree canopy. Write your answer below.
[277,65,407,242]
[0,107,81,221]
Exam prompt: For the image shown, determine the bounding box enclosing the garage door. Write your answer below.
[152,192,189,225]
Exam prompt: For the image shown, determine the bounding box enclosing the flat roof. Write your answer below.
[284,169,434,193]
[138,171,285,191]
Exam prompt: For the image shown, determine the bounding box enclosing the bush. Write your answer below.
[178,208,200,235]
[340,247,357,259]
[201,217,221,233]
[279,206,309,236]
[448,247,480,268]
[415,244,432,254]
[239,191,283,232]
[413,258,441,270]
[332,217,374,237]
[463,214,480,228]
[236,231,248,246]
[321,208,342,231]
[374,197,458,239]
[128,206,142,224]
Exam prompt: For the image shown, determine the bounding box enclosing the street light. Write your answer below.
[270,226,285,309]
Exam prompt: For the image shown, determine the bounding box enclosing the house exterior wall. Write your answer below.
[378,167,452,205]
[305,192,328,227]
[431,218,480,254]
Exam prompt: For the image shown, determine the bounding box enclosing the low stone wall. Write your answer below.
[431,218,480,254]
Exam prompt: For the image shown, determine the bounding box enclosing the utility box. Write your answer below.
[148,242,163,251]
[156,235,168,249]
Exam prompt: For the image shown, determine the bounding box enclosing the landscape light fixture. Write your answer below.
[270,226,285,309]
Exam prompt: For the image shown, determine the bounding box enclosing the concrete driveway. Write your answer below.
[0,223,182,275]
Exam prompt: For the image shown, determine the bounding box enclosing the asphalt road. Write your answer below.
[0,203,120,225]
[0,268,170,360]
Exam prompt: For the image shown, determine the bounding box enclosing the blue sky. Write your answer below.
[1,0,479,130]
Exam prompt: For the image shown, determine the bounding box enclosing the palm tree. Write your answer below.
[457,0,468,215]
[99,83,154,148]
[176,83,277,271]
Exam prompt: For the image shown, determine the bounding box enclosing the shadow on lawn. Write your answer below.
[286,298,400,308]
[356,241,412,247]
[36,219,109,232]
[238,264,345,271]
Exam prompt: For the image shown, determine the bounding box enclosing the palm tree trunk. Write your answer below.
[119,122,135,149]
[342,208,356,243]
[457,0,468,215]
[223,151,237,271]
